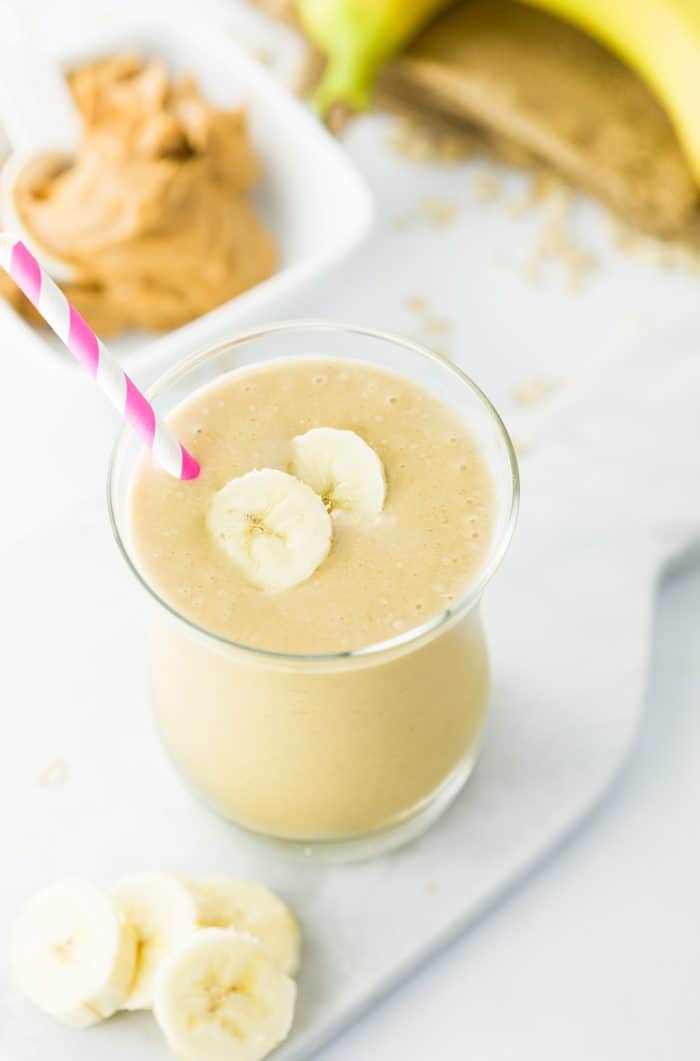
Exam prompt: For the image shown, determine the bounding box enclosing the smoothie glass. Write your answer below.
[109,322,519,860]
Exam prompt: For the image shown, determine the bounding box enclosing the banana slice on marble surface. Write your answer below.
[10,879,137,1027]
[153,927,296,1061]
[191,878,301,977]
[291,427,386,518]
[112,872,199,1010]
[208,468,332,592]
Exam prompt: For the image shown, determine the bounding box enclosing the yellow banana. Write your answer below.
[297,0,455,115]
[516,0,700,184]
[299,0,700,187]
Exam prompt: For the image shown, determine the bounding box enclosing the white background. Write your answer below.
[3,2,700,1058]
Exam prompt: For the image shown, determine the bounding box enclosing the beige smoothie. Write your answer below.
[129,356,498,841]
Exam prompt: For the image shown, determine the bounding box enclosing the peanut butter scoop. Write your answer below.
[5,54,276,336]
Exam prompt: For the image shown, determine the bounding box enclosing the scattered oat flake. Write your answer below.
[388,115,472,165]
[420,197,460,226]
[480,169,601,292]
[512,378,557,406]
[422,317,451,339]
[507,172,562,217]
[520,188,599,293]
[473,171,501,204]
[405,294,428,314]
[37,759,67,787]
[395,197,461,229]
[415,335,453,360]
[404,294,453,351]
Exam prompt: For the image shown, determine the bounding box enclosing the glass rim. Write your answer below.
[108,319,520,664]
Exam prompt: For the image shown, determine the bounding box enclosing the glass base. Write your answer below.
[201,753,478,865]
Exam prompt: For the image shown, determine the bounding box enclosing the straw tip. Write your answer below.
[180,448,201,481]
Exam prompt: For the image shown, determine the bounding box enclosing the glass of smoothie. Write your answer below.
[109,322,518,860]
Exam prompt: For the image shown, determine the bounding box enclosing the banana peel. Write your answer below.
[297,0,700,187]
[514,0,700,184]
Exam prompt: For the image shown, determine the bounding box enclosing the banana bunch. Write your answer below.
[11,873,301,1060]
[298,0,700,183]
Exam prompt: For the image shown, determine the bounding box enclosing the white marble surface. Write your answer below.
[2,3,700,1059]
[321,558,700,1061]
[5,308,699,1061]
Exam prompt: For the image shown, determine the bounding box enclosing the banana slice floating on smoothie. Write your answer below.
[153,927,296,1061]
[10,879,137,1027]
[112,873,200,1010]
[208,468,332,592]
[291,427,386,518]
[191,878,301,977]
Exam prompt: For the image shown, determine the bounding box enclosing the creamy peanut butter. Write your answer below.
[3,55,276,335]
[130,357,497,840]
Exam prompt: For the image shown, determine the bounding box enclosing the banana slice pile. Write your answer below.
[208,428,386,592]
[11,872,301,1061]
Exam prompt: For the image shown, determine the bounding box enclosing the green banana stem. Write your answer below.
[312,40,379,115]
[297,0,456,117]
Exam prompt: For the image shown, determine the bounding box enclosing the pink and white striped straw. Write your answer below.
[0,235,200,481]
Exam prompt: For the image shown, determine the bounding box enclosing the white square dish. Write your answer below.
[0,7,373,375]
